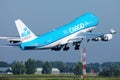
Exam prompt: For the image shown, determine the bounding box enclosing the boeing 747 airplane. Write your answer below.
[0,13,116,51]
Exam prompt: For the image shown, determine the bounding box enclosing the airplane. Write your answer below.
[0,12,116,51]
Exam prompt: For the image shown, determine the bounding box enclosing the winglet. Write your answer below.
[110,29,116,34]
[15,19,37,43]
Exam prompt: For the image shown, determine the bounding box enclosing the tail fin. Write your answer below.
[15,19,37,43]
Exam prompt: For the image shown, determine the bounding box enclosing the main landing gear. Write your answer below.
[51,41,82,51]
[73,41,81,50]
[51,45,62,51]
[51,44,70,51]
[63,44,69,51]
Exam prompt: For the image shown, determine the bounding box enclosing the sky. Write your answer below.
[0,0,120,63]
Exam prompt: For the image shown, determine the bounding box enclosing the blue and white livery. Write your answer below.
[0,13,116,51]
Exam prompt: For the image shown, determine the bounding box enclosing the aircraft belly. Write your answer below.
[40,27,95,49]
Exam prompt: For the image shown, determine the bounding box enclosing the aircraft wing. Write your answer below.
[69,31,116,43]
[69,29,116,42]
[0,36,21,43]
[76,33,103,39]
[68,32,103,42]
[0,35,39,44]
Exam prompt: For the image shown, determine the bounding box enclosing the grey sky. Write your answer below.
[0,0,120,63]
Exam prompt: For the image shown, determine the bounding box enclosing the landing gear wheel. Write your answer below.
[75,46,79,50]
[63,46,69,51]
[51,46,62,51]
[74,42,80,50]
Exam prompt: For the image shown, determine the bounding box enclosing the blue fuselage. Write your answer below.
[21,13,99,49]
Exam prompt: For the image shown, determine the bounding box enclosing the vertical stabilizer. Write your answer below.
[15,19,37,43]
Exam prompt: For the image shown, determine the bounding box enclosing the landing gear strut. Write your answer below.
[63,44,69,51]
[73,41,81,50]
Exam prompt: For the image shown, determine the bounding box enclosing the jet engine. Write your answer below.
[102,34,113,41]
[92,37,101,41]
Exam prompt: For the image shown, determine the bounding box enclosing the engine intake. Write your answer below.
[102,34,113,41]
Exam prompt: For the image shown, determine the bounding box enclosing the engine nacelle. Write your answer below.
[92,37,101,41]
[102,34,113,41]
